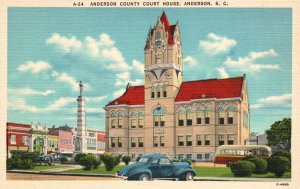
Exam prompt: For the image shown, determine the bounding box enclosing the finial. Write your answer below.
[79,81,84,96]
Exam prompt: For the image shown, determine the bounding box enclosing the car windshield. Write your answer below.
[138,157,149,163]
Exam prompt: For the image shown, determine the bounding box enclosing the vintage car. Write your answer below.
[116,154,196,181]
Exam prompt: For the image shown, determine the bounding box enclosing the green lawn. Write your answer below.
[21,165,70,171]
[64,165,291,178]
[64,165,125,174]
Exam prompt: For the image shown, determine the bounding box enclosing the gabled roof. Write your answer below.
[106,77,244,107]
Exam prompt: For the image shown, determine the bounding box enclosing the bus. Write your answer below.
[213,145,272,164]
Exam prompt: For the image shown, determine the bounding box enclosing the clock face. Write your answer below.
[150,39,167,56]
[165,71,171,79]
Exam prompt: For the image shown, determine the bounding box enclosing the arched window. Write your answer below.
[156,31,161,47]
[217,107,225,125]
[186,109,193,126]
[117,111,124,128]
[196,107,202,125]
[130,112,137,128]
[153,106,166,127]
[138,112,144,128]
[204,107,210,124]
[110,112,116,128]
[157,86,161,98]
[178,110,184,126]
[151,85,155,98]
[227,106,235,124]
[163,83,167,97]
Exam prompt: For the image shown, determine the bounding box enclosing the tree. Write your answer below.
[266,118,291,152]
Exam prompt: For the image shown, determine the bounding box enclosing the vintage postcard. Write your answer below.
[0,0,299,189]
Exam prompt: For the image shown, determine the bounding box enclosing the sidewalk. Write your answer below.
[39,164,83,173]
[194,176,291,182]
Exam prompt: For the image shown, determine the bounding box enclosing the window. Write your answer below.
[218,135,225,146]
[163,84,167,97]
[205,154,210,160]
[10,135,16,144]
[178,136,184,146]
[160,136,165,147]
[178,154,184,160]
[205,135,210,145]
[153,106,166,127]
[138,112,144,128]
[117,112,124,128]
[151,85,155,98]
[131,119,136,128]
[178,111,184,126]
[219,111,225,125]
[130,112,137,128]
[22,136,28,144]
[156,31,161,46]
[196,134,202,145]
[196,154,202,160]
[157,86,161,98]
[154,115,159,126]
[111,137,116,148]
[138,137,144,147]
[228,111,234,124]
[228,135,234,145]
[118,137,122,147]
[160,115,165,126]
[186,135,192,146]
[186,154,192,160]
[196,109,202,125]
[111,119,115,128]
[159,158,172,165]
[186,110,193,126]
[205,108,210,124]
[151,159,159,164]
[153,136,158,147]
[131,137,136,147]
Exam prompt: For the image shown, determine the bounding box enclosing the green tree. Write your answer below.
[266,118,291,152]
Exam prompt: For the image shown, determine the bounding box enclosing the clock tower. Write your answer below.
[144,12,182,157]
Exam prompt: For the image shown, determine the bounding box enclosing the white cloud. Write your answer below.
[251,93,291,109]
[113,88,126,98]
[8,98,39,113]
[9,88,55,96]
[117,71,130,80]
[52,71,91,91]
[99,33,115,47]
[47,97,76,110]
[216,67,229,78]
[115,71,144,86]
[85,96,107,102]
[46,33,82,53]
[18,61,52,73]
[85,107,104,113]
[183,56,197,66]
[224,49,279,71]
[132,59,144,74]
[199,33,237,56]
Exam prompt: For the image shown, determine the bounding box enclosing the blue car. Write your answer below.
[116,154,196,181]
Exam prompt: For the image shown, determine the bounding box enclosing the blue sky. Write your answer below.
[8,8,292,133]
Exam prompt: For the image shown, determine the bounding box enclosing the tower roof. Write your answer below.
[106,77,245,107]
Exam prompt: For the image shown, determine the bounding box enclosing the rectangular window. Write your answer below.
[138,117,143,128]
[153,136,158,147]
[178,113,184,126]
[196,111,202,125]
[163,85,167,97]
[163,91,167,97]
[138,137,144,147]
[205,154,210,160]
[205,111,210,124]
[111,137,116,148]
[118,118,123,128]
[10,135,16,144]
[196,134,202,145]
[228,112,234,124]
[197,118,201,125]
[196,154,202,160]
[186,154,192,160]
[178,154,184,160]
[157,87,161,98]
[160,136,165,147]
[131,137,136,147]
[178,136,184,146]
[131,119,136,128]
[228,135,234,145]
[111,119,115,128]
[22,136,28,144]
[219,112,225,125]
[118,137,122,147]
[160,115,165,126]
[218,135,224,146]
[187,112,192,126]
[186,135,192,146]
[151,92,155,98]
[205,135,210,145]
[154,116,159,126]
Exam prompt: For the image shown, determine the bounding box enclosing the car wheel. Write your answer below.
[139,174,150,181]
[185,172,194,181]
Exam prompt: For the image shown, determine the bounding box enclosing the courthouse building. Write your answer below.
[104,12,250,160]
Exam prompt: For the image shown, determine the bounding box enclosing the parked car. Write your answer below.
[116,154,196,181]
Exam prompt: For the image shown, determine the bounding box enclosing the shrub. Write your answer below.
[268,156,290,177]
[100,153,119,171]
[7,152,36,170]
[230,160,255,177]
[74,153,87,164]
[270,151,291,160]
[79,155,97,170]
[93,158,101,169]
[59,156,68,164]
[122,156,132,165]
[243,155,259,160]
[226,161,233,168]
[247,158,268,174]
